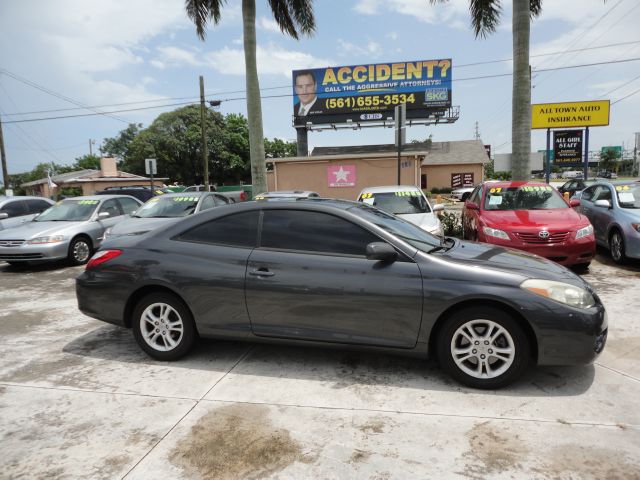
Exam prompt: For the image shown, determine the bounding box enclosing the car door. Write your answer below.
[578,186,604,244]
[589,186,615,244]
[0,199,29,230]
[94,199,125,242]
[245,209,424,348]
[462,186,482,240]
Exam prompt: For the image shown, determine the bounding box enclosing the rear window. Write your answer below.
[483,185,567,211]
[358,191,430,214]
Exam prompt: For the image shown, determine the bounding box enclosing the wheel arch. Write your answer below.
[123,284,197,332]
[427,299,538,363]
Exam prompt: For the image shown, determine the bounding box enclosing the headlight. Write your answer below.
[27,235,64,244]
[483,226,510,240]
[575,224,593,239]
[521,279,595,309]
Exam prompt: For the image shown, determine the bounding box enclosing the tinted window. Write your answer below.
[592,186,612,202]
[117,197,140,215]
[200,195,216,211]
[261,210,379,256]
[1,200,28,217]
[99,199,122,217]
[469,186,482,206]
[358,191,430,214]
[213,194,229,206]
[581,186,596,201]
[25,199,52,214]
[178,211,259,247]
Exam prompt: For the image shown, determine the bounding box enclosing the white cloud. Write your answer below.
[337,39,382,58]
[354,0,381,15]
[155,46,203,68]
[385,32,398,41]
[259,17,282,34]
[354,0,470,25]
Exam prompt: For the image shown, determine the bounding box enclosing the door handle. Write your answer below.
[249,268,275,277]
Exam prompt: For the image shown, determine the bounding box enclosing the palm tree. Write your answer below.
[186,0,315,196]
[431,0,542,180]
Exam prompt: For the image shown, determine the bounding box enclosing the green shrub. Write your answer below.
[438,211,462,238]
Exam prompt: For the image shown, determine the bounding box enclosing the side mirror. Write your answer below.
[432,203,445,212]
[0,212,8,220]
[366,242,398,262]
[569,199,581,207]
[465,201,479,210]
[594,199,611,209]
[97,211,110,219]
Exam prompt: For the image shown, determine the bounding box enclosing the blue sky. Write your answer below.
[1,0,639,176]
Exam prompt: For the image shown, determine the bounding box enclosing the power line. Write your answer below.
[3,56,640,125]
[601,73,640,97]
[612,86,640,104]
[3,40,639,118]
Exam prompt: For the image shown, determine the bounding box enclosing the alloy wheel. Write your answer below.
[139,302,184,352]
[610,232,624,263]
[73,240,91,263]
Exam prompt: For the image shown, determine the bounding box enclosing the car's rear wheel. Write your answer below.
[132,293,196,360]
[610,230,626,264]
[436,306,530,389]
[68,236,92,266]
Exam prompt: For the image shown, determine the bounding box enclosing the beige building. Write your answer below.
[21,157,167,198]
[266,140,489,200]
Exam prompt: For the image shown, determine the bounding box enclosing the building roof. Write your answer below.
[269,140,489,165]
[20,168,166,187]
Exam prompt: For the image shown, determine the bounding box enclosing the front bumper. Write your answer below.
[0,240,70,262]
[481,234,595,266]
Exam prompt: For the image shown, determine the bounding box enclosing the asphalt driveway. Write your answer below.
[1,252,639,479]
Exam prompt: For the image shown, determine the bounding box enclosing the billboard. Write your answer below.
[292,59,452,126]
[553,130,583,167]
[532,100,610,129]
[601,146,622,157]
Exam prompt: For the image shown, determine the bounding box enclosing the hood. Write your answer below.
[481,208,587,229]
[0,220,86,240]
[398,212,441,233]
[440,240,586,286]
[108,216,179,236]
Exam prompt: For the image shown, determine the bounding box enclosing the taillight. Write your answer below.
[240,191,246,201]
[86,249,123,269]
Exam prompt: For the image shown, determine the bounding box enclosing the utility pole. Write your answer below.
[89,139,95,156]
[199,75,209,191]
[0,115,9,191]
[474,121,481,141]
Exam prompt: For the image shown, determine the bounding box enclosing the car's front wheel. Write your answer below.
[610,230,626,264]
[68,236,92,265]
[436,306,530,389]
[132,293,196,360]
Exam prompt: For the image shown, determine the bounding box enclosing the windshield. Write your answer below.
[349,204,441,251]
[358,191,430,214]
[135,195,199,218]
[484,185,567,211]
[615,184,640,209]
[35,199,99,221]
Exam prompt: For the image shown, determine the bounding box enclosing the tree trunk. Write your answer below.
[242,0,267,197]
[511,0,531,181]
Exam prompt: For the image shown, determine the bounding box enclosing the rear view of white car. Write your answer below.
[357,185,444,236]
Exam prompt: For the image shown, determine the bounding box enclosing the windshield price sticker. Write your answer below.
[488,195,503,205]
[394,191,421,197]
[615,185,631,191]
[489,187,502,193]
[521,186,552,192]
[173,197,198,202]
[78,200,99,205]
[618,192,635,203]
[362,198,375,205]
[360,193,374,199]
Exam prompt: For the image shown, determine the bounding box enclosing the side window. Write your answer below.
[592,186,612,202]
[213,194,230,206]
[98,199,123,217]
[199,195,216,211]
[25,199,52,214]
[0,200,28,218]
[469,186,482,206]
[581,186,596,201]
[117,197,141,215]
[177,211,259,247]
[261,210,380,256]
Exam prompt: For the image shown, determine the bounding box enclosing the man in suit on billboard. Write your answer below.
[294,70,318,116]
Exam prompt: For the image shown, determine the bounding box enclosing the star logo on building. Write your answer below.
[333,166,350,182]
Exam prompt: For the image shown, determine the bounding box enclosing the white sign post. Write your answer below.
[145,158,157,192]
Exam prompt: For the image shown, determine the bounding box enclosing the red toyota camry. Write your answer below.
[461,181,595,267]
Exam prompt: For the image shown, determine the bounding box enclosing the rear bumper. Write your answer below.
[76,271,129,327]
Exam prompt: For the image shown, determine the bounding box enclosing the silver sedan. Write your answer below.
[0,195,141,266]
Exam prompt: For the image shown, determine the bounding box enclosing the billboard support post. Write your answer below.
[296,127,308,157]
[545,128,551,184]
[584,127,590,180]
[395,103,406,185]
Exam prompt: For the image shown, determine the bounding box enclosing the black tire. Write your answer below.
[573,262,591,272]
[68,236,92,266]
[436,306,530,389]
[609,230,626,265]
[132,292,196,361]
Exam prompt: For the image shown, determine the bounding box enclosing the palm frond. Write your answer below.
[529,0,543,18]
[469,0,502,38]
[267,0,315,40]
[185,0,225,40]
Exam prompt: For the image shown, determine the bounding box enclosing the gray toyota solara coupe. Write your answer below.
[76,199,607,389]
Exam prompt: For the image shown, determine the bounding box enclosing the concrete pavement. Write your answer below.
[1,254,639,479]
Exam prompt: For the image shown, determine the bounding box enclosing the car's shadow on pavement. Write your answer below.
[0,260,73,273]
[64,324,596,397]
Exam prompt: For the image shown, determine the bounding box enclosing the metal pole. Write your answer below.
[584,127,590,180]
[397,130,401,185]
[545,128,551,184]
[0,116,8,192]
[199,75,209,191]
[89,139,93,156]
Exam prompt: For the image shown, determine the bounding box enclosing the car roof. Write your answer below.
[0,195,54,202]
[63,195,140,201]
[258,190,318,197]
[481,180,555,189]
[359,185,422,193]
[151,191,208,198]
